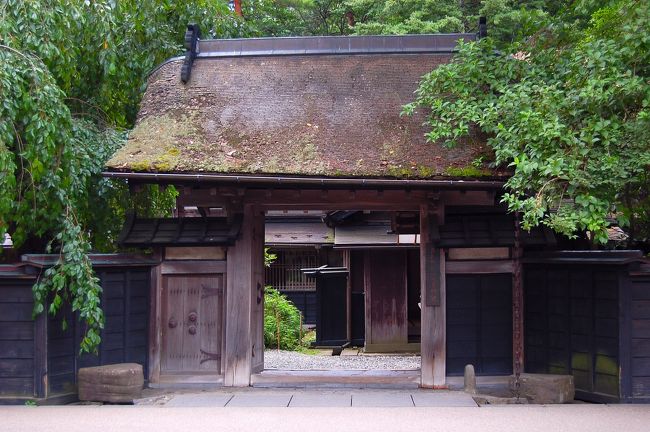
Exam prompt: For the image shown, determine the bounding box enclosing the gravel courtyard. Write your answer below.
[264,349,421,370]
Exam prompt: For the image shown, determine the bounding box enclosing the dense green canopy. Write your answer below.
[0,0,233,351]
[405,0,650,245]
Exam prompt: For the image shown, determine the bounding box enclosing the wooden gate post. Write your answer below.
[420,205,446,388]
[224,204,265,386]
[512,215,524,384]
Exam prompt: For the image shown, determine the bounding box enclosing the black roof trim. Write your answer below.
[119,215,242,247]
[523,250,645,265]
[196,34,477,58]
[102,171,506,190]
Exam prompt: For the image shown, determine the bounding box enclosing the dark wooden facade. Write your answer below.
[280,291,317,325]
[524,252,650,403]
[447,273,513,376]
[0,272,40,402]
[630,267,650,402]
[3,246,649,403]
[0,256,155,404]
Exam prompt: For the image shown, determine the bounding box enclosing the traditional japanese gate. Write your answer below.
[104,31,538,389]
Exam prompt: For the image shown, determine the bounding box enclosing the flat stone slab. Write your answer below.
[411,392,478,407]
[166,394,233,407]
[226,394,292,407]
[351,393,414,407]
[137,389,489,408]
[289,394,352,407]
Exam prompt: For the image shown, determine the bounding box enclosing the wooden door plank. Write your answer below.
[183,277,201,371]
[199,276,222,371]
[161,276,185,372]
[365,250,408,347]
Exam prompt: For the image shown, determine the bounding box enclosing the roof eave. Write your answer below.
[101,171,506,190]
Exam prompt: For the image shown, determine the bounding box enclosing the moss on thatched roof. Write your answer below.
[107,48,500,179]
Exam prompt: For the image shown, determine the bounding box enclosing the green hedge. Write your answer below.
[264,287,302,350]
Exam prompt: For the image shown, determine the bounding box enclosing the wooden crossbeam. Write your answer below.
[175,187,495,211]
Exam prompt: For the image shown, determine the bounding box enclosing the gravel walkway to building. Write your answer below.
[264,349,420,370]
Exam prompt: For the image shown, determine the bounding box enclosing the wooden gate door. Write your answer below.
[161,275,223,374]
[446,273,513,375]
[364,250,408,350]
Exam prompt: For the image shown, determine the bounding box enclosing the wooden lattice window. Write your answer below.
[265,249,317,291]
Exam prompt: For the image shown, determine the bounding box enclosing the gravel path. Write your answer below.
[264,349,421,370]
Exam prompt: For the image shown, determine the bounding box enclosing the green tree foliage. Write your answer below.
[0,0,232,352]
[476,0,564,45]
[347,0,465,35]
[264,288,303,350]
[214,0,314,37]
[342,0,561,38]
[405,0,650,244]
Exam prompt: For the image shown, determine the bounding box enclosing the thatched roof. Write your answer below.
[106,35,498,179]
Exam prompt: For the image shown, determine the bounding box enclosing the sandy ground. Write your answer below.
[2,404,650,432]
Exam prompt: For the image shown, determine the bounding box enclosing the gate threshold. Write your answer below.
[251,369,420,389]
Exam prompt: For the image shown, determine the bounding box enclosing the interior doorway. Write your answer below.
[260,211,422,388]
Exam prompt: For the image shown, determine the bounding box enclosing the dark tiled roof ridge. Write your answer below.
[195,33,478,59]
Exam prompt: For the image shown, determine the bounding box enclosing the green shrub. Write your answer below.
[264,287,302,350]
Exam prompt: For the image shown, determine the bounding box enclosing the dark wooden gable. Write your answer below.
[119,215,242,247]
[438,213,555,248]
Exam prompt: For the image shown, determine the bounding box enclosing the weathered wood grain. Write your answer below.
[178,189,495,211]
[33,310,47,398]
[0,303,33,322]
[0,322,33,340]
[148,262,162,384]
[165,246,226,260]
[250,209,265,374]
[224,204,264,386]
[446,260,514,274]
[420,206,446,388]
[161,260,226,275]
[447,247,510,260]
[364,250,408,347]
[0,377,33,396]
